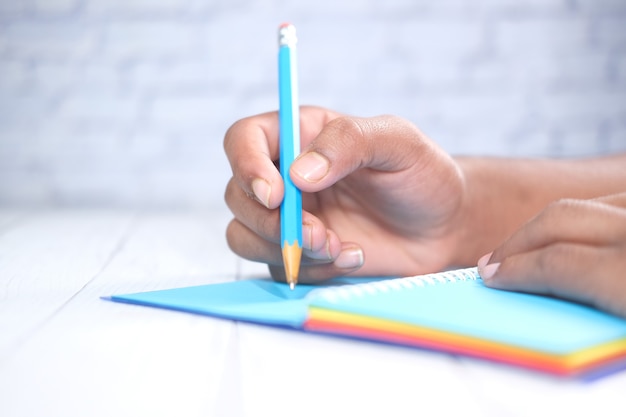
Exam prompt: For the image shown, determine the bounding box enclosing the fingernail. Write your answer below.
[251,178,271,208]
[293,152,329,182]
[477,252,493,269]
[302,222,313,250]
[334,247,364,269]
[325,232,332,260]
[479,262,500,281]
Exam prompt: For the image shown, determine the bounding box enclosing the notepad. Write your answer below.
[106,267,626,379]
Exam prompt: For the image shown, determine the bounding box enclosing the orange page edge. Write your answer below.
[304,307,626,376]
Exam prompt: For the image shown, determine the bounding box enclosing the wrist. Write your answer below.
[450,153,626,267]
[449,157,534,266]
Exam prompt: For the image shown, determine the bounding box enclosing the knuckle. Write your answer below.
[255,212,270,236]
[225,220,243,254]
[224,178,243,211]
[532,244,575,295]
[325,116,366,143]
[224,178,236,200]
[321,116,374,167]
[544,198,581,214]
[223,117,252,151]
[535,198,585,228]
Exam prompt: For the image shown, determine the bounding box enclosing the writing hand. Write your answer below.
[224,106,467,283]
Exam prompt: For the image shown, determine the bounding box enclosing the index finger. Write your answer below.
[223,110,281,208]
[223,106,340,209]
[488,198,626,266]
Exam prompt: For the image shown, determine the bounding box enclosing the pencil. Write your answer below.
[278,23,302,290]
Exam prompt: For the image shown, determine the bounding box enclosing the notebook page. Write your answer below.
[306,268,626,354]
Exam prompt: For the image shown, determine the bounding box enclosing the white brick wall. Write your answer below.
[0,0,624,208]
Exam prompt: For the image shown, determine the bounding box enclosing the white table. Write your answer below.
[1,209,624,417]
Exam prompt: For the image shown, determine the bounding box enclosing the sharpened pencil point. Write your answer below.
[282,241,302,290]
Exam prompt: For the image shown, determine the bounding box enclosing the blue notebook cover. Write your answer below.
[107,276,386,328]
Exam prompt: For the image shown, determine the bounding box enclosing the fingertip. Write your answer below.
[250,174,284,210]
[477,252,493,269]
[477,251,502,283]
[334,245,364,270]
[251,178,272,209]
[479,261,501,282]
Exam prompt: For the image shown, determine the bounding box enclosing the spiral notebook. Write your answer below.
[106,267,626,379]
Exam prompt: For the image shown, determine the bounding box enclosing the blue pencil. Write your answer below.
[278,23,303,290]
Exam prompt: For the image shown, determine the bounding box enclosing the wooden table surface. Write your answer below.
[1,209,624,417]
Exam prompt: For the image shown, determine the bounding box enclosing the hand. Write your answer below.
[224,106,467,282]
[478,192,626,318]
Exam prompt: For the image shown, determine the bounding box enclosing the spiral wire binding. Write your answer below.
[310,267,480,304]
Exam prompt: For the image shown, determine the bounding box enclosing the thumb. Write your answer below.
[290,115,432,192]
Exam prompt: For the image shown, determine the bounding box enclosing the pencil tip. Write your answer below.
[283,241,303,290]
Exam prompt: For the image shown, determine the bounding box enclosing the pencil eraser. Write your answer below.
[278,23,297,46]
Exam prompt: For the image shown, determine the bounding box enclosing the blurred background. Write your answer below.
[0,0,624,209]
